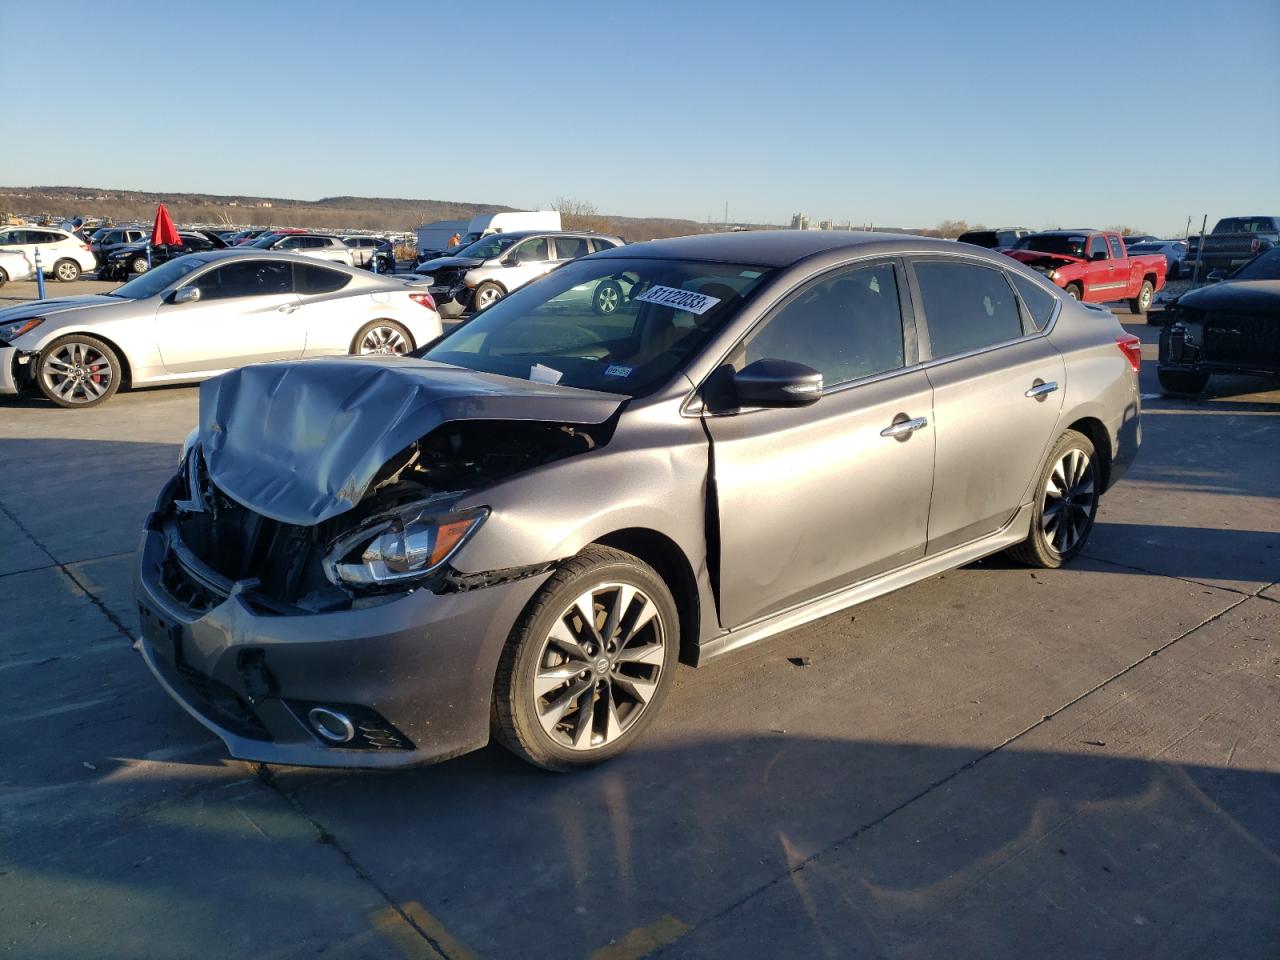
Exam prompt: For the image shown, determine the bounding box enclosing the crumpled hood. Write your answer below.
[1175,279,1280,314]
[416,255,484,273]
[1004,250,1084,270]
[199,357,627,526]
[0,295,123,323]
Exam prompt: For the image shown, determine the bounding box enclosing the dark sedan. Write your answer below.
[1157,246,1280,394]
[100,230,229,280]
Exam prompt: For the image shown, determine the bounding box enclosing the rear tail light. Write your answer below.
[1116,333,1142,372]
[80,243,92,251]
[408,292,437,311]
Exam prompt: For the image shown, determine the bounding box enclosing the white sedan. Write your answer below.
[0,250,442,408]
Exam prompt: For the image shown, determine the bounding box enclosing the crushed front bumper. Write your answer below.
[135,501,550,768]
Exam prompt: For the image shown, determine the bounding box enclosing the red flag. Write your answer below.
[151,203,181,247]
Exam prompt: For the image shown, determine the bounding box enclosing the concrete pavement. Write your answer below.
[0,315,1276,959]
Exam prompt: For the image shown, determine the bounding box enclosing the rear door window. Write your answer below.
[738,261,906,388]
[911,259,1025,359]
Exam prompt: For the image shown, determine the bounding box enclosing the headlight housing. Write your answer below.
[1046,269,1060,282]
[323,501,488,589]
[0,317,44,342]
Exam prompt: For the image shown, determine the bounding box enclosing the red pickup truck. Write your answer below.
[1004,230,1166,314]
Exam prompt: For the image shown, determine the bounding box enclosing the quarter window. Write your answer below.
[296,263,351,294]
[913,260,1024,358]
[740,262,905,388]
[1009,271,1058,331]
[1107,235,1125,259]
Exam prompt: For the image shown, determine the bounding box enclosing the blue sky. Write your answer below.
[2,0,1277,234]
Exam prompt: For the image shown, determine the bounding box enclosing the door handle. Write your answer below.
[278,303,300,314]
[1024,380,1058,400]
[880,415,928,439]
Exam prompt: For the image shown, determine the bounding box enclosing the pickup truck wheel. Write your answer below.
[1157,367,1209,396]
[1064,282,1083,301]
[1128,280,1154,315]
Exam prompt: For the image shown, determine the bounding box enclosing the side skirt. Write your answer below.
[695,502,1034,665]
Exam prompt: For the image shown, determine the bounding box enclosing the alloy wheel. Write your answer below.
[475,287,501,309]
[358,325,409,355]
[533,582,666,751]
[1041,448,1096,555]
[596,285,620,313]
[40,341,114,404]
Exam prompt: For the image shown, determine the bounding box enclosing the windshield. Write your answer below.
[111,256,209,299]
[451,235,518,260]
[1013,234,1087,257]
[422,257,774,397]
[1231,247,1280,281]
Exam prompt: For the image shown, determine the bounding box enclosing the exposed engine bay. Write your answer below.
[164,419,605,614]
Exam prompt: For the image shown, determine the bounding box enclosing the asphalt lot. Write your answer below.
[1,283,1277,959]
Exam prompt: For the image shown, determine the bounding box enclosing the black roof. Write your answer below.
[592,229,960,267]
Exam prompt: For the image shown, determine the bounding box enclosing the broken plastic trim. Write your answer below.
[439,561,557,593]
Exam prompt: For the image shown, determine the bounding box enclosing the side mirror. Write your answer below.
[503,255,521,267]
[171,286,201,305]
[1206,269,1227,283]
[733,358,823,408]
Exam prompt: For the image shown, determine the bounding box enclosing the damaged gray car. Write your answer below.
[135,231,1141,771]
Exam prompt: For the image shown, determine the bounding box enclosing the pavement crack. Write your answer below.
[0,494,136,643]
[653,591,1252,956]
[1080,552,1254,597]
[254,764,458,960]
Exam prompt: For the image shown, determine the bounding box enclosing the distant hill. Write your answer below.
[0,185,720,241]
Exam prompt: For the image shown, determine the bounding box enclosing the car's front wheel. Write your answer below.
[494,546,678,771]
[53,259,81,282]
[1006,429,1100,569]
[130,256,150,275]
[1157,367,1210,396]
[472,281,505,312]
[36,334,123,408]
[1064,282,1083,301]
[0,267,8,288]
[351,319,413,356]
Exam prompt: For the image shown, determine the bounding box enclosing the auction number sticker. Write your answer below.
[634,285,722,315]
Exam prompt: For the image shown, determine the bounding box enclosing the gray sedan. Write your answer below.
[0,250,442,407]
[135,231,1141,771]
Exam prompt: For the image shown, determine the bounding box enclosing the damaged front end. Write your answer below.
[134,357,626,766]
[159,416,605,614]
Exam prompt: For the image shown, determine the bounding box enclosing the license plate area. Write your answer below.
[138,604,180,665]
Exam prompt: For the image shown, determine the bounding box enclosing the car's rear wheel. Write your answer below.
[593,280,623,315]
[1128,280,1154,315]
[0,267,8,288]
[1064,282,1083,301]
[494,546,678,771]
[36,334,122,408]
[1006,430,1099,569]
[130,256,150,275]
[53,259,80,282]
[1157,367,1210,396]
[352,319,413,356]
[473,282,504,312]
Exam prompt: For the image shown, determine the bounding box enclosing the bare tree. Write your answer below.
[551,197,615,234]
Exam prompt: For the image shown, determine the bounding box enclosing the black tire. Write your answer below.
[130,256,150,275]
[1128,280,1154,315]
[1006,429,1100,569]
[53,259,80,282]
[493,545,679,771]
[472,281,505,312]
[0,267,8,288]
[350,319,414,355]
[36,334,123,408]
[1157,367,1210,396]
[592,280,624,315]
[1064,282,1083,301]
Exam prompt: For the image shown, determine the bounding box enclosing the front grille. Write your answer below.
[428,267,463,288]
[1203,312,1280,366]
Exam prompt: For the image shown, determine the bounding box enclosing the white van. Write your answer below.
[458,211,561,246]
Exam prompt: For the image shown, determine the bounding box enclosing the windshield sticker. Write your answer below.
[529,363,563,385]
[739,270,762,278]
[604,364,633,378]
[634,284,722,315]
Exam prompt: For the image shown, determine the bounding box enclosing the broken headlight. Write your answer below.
[323,502,488,589]
[0,317,44,343]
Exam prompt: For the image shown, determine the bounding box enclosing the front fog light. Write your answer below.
[323,503,487,588]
